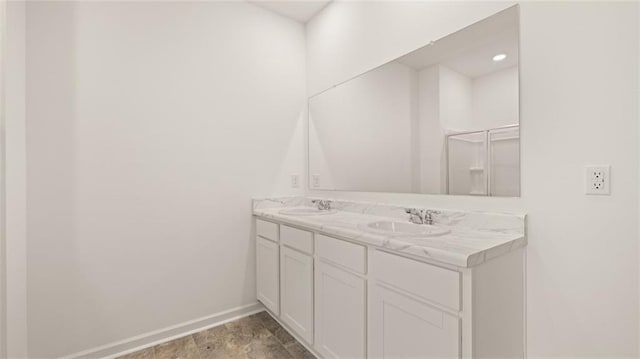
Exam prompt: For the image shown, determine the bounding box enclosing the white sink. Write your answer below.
[279,208,337,216]
[360,220,450,237]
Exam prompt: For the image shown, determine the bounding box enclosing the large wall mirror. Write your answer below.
[308,6,520,196]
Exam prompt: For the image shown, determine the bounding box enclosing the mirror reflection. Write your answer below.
[308,6,520,196]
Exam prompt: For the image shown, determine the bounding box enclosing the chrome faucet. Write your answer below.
[312,199,332,211]
[404,208,439,225]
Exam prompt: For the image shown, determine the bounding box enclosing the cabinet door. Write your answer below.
[281,246,314,344]
[369,283,460,359]
[256,236,279,315]
[315,261,366,359]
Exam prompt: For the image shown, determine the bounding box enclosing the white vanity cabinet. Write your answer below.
[254,215,525,359]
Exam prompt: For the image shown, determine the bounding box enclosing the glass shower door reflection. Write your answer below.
[447,131,487,196]
[489,126,520,196]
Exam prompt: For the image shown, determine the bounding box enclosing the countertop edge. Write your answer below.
[253,209,525,269]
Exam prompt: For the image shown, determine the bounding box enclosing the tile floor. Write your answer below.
[118,311,316,359]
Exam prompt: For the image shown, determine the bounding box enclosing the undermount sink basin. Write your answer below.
[279,208,337,216]
[360,220,451,237]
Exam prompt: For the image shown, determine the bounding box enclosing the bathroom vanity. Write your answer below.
[253,197,526,359]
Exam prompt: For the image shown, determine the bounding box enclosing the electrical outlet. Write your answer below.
[290,174,299,188]
[585,165,610,195]
[312,174,320,188]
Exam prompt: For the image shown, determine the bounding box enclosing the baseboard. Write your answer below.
[61,302,264,359]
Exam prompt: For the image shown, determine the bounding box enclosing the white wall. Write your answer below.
[438,64,518,132]
[472,65,519,130]
[5,1,27,358]
[417,63,475,194]
[417,65,443,194]
[25,2,306,357]
[307,1,639,357]
[439,65,473,131]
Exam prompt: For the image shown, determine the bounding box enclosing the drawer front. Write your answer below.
[372,250,460,311]
[256,218,279,242]
[316,234,366,274]
[281,225,313,254]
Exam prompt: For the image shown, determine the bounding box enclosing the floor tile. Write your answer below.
[284,342,315,359]
[116,311,314,359]
[224,315,272,347]
[272,326,296,347]
[244,335,293,359]
[252,312,280,334]
[119,347,155,359]
[192,324,245,359]
[154,335,201,359]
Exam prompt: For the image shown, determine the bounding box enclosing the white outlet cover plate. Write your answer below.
[585,165,610,195]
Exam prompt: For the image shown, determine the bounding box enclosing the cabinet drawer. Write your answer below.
[256,218,278,242]
[372,250,460,311]
[316,234,366,274]
[281,225,313,254]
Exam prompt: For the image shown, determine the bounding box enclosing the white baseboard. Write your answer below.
[62,302,264,359]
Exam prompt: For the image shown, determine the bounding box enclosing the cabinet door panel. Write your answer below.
[256,236,279,315]
[369,283,460,359]
[281,247,314,344]
[315,261,366,359]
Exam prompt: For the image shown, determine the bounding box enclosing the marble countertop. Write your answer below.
[253,197,526,268]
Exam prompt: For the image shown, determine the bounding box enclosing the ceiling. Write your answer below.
[442,29,518,78]
[397,6,518,78]
[249,1,332,23]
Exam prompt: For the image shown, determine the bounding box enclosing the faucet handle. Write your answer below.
[423,209,440,225]
[312,199,331,210]
[405,208,423,224]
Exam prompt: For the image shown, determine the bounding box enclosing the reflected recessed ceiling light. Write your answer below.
[493,53,507,62]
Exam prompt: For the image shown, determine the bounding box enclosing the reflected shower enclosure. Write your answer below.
[446,125,519,196]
